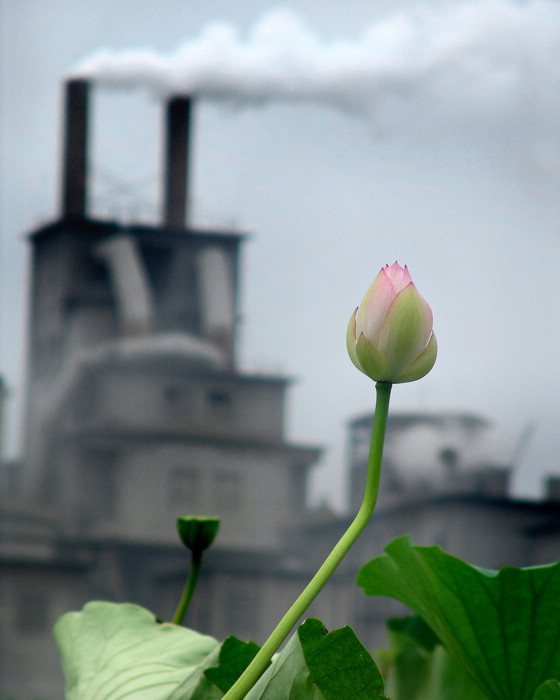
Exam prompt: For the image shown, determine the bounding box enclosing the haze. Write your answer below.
[1,0,559,508]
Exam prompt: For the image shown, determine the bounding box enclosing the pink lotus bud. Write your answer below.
[347,262,437,383]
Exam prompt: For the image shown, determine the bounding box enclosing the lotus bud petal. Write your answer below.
[347,262,436,383]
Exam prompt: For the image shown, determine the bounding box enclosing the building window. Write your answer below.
[439,446,459,472]
[15,592,48,634]
[169,467,199,509]
[208,388,231,405]
[215,470,242,510]
[163,385,189,417]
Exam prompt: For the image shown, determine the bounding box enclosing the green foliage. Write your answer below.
[240,618,386,699]
[53,601,222,699]
[298,618,386,699]
[244,625,324,699]
[53,603,385,700]
[385,615,439,652]
[357,535,560,700]
[205,637,264,694]
[533,680,560,699]
[379,616,488,699]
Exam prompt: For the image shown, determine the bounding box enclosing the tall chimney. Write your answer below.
[61,79,89,218]
[164,96,192,228]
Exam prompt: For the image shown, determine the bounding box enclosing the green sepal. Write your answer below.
[355,333,392,381]
[377,283,433,376]
[393,332,437,383]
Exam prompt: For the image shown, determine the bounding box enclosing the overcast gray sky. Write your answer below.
[2,0,560,508]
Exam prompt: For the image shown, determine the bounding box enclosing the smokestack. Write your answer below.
[164,96,192,228]
[61,79,89,218]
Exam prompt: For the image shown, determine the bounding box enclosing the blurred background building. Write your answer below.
[1,79,560,700]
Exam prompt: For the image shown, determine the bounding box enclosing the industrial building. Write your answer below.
[1,80,560,700]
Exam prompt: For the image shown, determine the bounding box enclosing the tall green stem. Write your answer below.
[223,381,392,699]
[172,553,202,625]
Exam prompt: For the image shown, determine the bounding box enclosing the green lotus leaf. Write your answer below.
[204,636,263,694]
[533,680,560,700]
[53,601,221,699]
[298,618,386,699]
[380,615,488,700]
[245,618,385,700]
[357,534,560,700]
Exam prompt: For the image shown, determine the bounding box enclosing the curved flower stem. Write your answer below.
[223,381,392,700]
[172,553,202,625]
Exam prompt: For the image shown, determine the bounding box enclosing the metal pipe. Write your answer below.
[95,235,154,337]
[164,96,192,228]
[61,79,89,218]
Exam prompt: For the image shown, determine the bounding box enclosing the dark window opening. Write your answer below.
[208,389,231,405]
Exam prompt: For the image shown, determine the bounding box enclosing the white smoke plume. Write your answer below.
[73,3,559,111]
[72,2,560,176]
